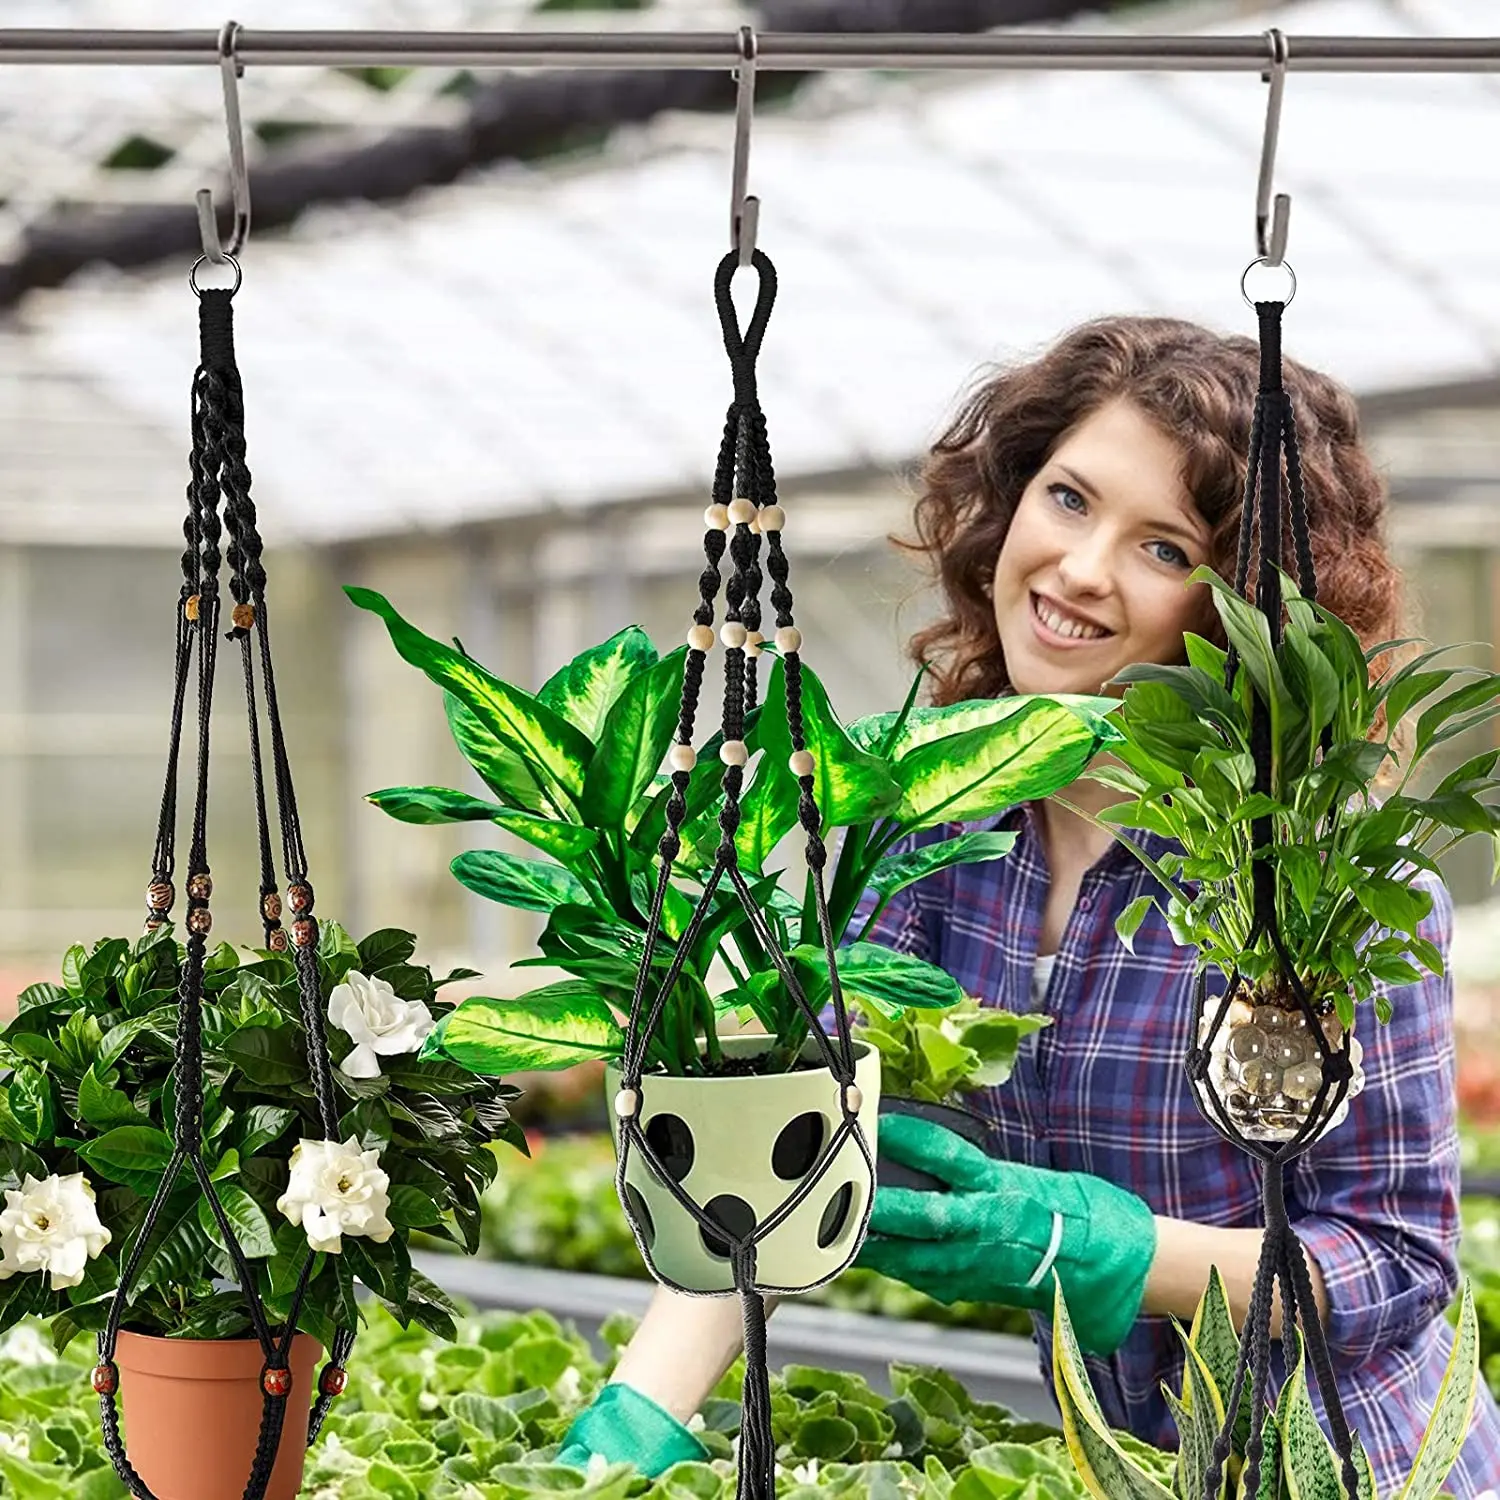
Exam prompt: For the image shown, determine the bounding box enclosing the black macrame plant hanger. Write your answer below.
[93,270,355,1500]
[1189,298,1362,1500]
[613,247,876,1500]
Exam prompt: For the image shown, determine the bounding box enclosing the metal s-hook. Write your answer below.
[195,20,250,270]
[1255,28,1290,265]
[730,25,759,267]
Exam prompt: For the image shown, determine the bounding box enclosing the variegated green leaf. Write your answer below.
[537,626,658,741]
[1171,1319,1227,1500]
[1276,1329,1343,1500]
[1191,1267,1254,1459]
[1350,1432,1378,1500]
[1395,1278,1481,1500]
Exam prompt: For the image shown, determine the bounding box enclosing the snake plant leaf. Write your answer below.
[791,941,963,1017]
[1350,1433,1378,1500]
[1187,1268,1252,1458]
[1394,1278,1481,1500]
[895,699,1121,831]
[1251,1408,1283,1500]
[538,626,659,742]
[347,586,592,810]
[422,983,624,1074]
[1051,1283,1177,1500]
[1169,1318,1227,1500]
[868,831,1018,901]
[1275,1328,1343,1500]
[754,657,902,829]
[451,850,591,914]
[581,648,688,831]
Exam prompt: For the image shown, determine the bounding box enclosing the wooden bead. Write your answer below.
[290,919,317,948]
[91,1362,118,1396]
[775,627,802,654]
[703,503,730,531]
[231,602,256,631]
[843,1084,863,1114]
[187,908,213,936]
[789,750,815,778]
[758,505,786,533]
[261,1366,293,1398]
[720,622,748,649]
[614,1088,640,1119]
[147,881,174,913]
[144,918,166,934]
[668,744,697,774]
[719,740,749,768]
[687,624,715,653]
[187,872,213,902]
[287,883,313,914]
[262,891,283,923]
[745,630,764,659]
[319,1365,348,1398]
[727,497,756,525]
[268,928,289,953]
[184,595,201,622]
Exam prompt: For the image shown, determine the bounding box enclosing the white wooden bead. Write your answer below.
[749,515,762,536]
[758,505,786,533]
[719,740,749,767]
[614,1088,640,1119]
[744,630,765,659]
[775,626,802,654]
[687,624,715,653]
[703,503,730,531]
[727,497,757,525]
[721,621,748,649]
[668,744,697,774]
[843,1084,863,1114]
[789,749,815,778]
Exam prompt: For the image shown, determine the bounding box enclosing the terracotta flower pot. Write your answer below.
[606,1034,881,1294]
[113,1329,321,1500]
[877,1095,1001,1192]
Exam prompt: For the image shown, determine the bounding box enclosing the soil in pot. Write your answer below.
[607,1033,882,1294]
[113,1328,321,1500]
[877,1096,1002,1192]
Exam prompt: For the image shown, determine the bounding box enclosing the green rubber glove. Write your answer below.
[555,1381,708,1477]
[856,1113,1158,1356]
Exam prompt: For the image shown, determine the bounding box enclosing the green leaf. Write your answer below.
[1351,875,1433,939]
[60,944,88,995]
[425,983,624,1074]
[450,849,591,914]
[1114,895,1154,955]
[76,1065,146,1130]
[538,625,659,741]
[6,1067,53,1144]
[869,831,1018,900]
[582,647,688,830]
[1273,844,1323,921]
[894,698,1119,830]
[77,1124,176,1197]
[220,1022,309,1088]
[197,1182,277,1259]
[366,785,510,823]
[347,585,592,808]
[733,759,801,874]
[1394,1279,1481,1500]
[1414,670,1500,762]
[1188,1268,1252,1457]
[445,695,552,815]
[754,657,902,829]
[357,928,418,970]
[794,942,963,1017]
[1276,1329,1343,1500]
[1170,1320,1226,1500]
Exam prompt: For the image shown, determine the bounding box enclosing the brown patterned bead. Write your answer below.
[319,1365,348,1398]
[147,881,174,913]
[187,908,213,936]
[262,891,283,923]
[91,1362,118,1396]
[144,918,166,933]
[261,1366,293,1397]
[290,918,316,948]
[187,872,213,902]
[184,594,201,621]
[287,883,313,915]
[231,602,256,630]
[268,928,289,952]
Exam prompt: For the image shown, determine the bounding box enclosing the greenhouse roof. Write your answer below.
[6,0,1500,545]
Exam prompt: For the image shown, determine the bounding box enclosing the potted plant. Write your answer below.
[347,590,1122,1291]
[0,921,523,1500]
[1068,563,1500,1143]
[1051,1267,1482,1499]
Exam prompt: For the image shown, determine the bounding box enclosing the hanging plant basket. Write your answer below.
[111,1331,322,1500]
[607,1035,880,1293]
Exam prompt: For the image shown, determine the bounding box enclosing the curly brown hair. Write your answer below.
[900,314,1409,760]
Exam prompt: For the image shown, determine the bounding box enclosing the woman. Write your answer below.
[559,316,1500,1495]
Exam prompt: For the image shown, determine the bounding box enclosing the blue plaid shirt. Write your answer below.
[854,798,1500,1497]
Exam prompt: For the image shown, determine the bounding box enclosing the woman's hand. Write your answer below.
[855,1113,1157,1355]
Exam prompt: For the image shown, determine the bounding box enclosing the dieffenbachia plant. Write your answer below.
[347,589,1123,1078]
[1052,1266,1480,1500]
[1069,563,1500,1033]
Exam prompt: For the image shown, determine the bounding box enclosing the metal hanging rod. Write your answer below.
[2,29,1500,72]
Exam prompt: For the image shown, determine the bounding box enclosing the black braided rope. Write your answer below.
[96,287,353,1498]
[1192,300,1360,1499]
[612,249,874,1500]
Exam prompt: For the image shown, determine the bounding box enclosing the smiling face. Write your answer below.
[992,398,1216,697]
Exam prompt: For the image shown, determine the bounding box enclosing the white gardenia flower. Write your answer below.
[328,969,435,1079]
[0,1173,111,1290]
[275,1137,394,1254]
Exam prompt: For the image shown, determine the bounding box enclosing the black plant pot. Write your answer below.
[877,1096,1001,1192]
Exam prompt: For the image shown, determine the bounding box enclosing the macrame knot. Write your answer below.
[197,289,238,374]
[730,1238,759,1292]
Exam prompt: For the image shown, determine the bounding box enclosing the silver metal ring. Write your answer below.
[1240,255,1295,308]
[190,251,242,297]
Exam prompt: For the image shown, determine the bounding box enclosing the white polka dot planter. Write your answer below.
[1196,991,1365,1144]
[605,1034,881,1294]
